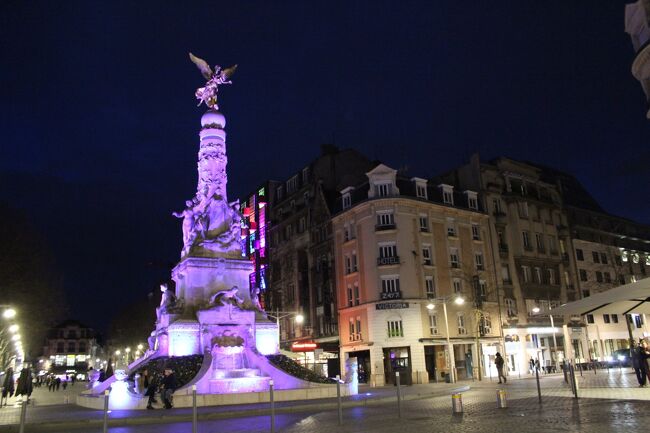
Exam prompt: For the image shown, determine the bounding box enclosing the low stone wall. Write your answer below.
[77,382,353,410]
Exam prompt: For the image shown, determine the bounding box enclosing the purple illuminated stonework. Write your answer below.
[75,56,357,410]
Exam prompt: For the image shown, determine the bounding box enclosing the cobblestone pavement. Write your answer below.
[35,390,650,433]
[3,370,650,432]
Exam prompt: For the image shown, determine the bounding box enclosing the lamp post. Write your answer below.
[1,306,20,370]
[265,310,305,350]
[427,295,465,383]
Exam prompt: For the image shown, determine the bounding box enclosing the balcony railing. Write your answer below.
[377,256,400,266]
[499,243,509,253]
[375,223,396,231]
[380,290,402,300]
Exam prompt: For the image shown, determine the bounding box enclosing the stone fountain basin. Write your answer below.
[213,368,261,379]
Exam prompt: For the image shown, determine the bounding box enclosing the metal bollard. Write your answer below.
[336,375,342,425]
[569,363,579,399]
[192,384,198,433]
[451,393,463,414]
[563,360,568,383]
[269,380,275,433]
[496,389,507,408]
[395,371,402,419]
[535,368,542,404]
[102,390,109,433]
[18,399,27,433]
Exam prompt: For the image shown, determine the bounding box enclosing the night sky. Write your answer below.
[1,1,649,332]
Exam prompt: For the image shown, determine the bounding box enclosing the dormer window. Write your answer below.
[465,191,478,210]
[341,186,354,210]
[287,176,298,194]
[412,177,428,199]
[376,182,392,197]
[439,184,454,205]
[366,164,399,199]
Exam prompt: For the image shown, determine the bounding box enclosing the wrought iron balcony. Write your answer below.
[377,256,400,266]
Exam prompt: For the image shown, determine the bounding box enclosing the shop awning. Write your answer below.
[549,277,650,316]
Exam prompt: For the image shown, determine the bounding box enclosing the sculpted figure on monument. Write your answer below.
[172,200,201,255]
[251,287,263,311]
[156,283,177,321]
[189,53,237,110]
[210,286,244,306]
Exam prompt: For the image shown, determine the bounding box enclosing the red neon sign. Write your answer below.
[291,342,318,352]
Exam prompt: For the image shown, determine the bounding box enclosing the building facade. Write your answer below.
[565,206,650,360]
[41,320,101,377]
[334,164,502,386]
[260,146,373,374]
[441,156,577,374]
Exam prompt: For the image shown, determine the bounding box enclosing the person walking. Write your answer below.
[631,342,645,386]
[1,367,15,406]
[495,352,507,384]
[55,377,61,391]
[161,368,177,409]
[15,367,33,401]
[640,340,650,384]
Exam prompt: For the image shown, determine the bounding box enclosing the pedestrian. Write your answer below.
[15,368,33,401]
[640,340,650,383]
[62,379,68,390]
[1,367,15,406]
[71,375,76,386]
[529,357,535,374]
[495,352,507,384]
[144,370,158,410]
[631,342,645,386]
[98,369,106,382]
[160,368,177,409]
[55,377,61,391]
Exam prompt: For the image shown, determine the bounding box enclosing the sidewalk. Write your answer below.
[0,382,468,432]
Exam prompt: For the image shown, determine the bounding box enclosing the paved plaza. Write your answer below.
[1,369,650,432]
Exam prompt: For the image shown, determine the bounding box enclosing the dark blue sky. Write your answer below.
[1,1,648,331]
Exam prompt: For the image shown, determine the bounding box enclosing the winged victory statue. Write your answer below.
[189,53,237,110]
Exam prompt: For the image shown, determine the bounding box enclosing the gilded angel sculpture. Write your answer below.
[189,52,237,109]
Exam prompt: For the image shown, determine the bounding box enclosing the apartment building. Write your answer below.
[334,164,501,386]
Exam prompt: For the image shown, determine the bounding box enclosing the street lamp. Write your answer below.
[426,295,465,383]
[2,309,16,319]
[266,310,305,348]
[137,344,144,351]
[8,324,19,333]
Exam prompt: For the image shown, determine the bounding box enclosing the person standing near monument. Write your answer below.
[161,368,177,409]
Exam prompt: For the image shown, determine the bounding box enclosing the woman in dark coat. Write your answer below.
[1,367,15,405]
[14,367,33,399]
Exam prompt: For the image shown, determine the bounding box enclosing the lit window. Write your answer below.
[387,320,404,338]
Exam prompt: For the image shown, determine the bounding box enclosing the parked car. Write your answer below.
[606,349,632,367]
